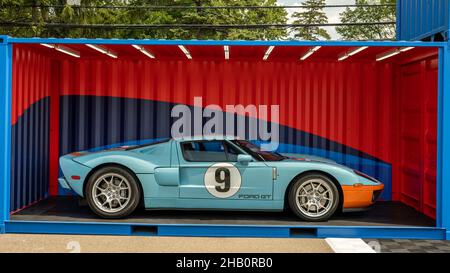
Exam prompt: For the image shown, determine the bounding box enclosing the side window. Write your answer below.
[181,141,228,162]
[224,142,241,162]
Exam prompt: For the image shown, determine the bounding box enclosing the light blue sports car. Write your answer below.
[59,137,384,221]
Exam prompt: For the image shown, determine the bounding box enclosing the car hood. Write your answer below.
[280,153,337,164]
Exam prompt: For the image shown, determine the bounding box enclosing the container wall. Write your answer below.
[10,45,51,212]
[0,38,12,227]
[57,58,394,200]
[398,0,449,41]
[392,54,438,218]
[9,44,439,220]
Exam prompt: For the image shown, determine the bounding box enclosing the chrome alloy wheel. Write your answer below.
[92,173,131,213]
[295,178,334,218]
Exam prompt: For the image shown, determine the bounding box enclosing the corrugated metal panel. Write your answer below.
[398,0,450,41]
[10,46,51,212]
[393,55,438,219]
[58,58,395,199]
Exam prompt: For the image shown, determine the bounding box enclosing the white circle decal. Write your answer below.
[204,163,241,198]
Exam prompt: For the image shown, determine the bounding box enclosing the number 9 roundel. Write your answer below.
[204,163,242,198]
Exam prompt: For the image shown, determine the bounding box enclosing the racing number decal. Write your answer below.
[214,167,231,193]
[204,163,241,198]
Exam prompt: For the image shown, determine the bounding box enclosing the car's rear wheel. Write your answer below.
[288,173,339,222]
[86,166,141,219]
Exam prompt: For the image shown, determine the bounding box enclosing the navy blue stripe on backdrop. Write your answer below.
[59,95,392,200]
[10,97,50,212]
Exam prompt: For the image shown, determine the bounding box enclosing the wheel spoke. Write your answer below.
[296,178,334,218]
[95,192,107,198]
[92,173,132,213]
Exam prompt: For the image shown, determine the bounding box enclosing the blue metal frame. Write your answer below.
[0,35,449,239]
[438,43,450,240]
[0,35,12,234]
[6,36,447,47]
[4,220,446,240]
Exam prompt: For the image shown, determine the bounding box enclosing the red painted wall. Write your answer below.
[392,54,438,218]
[58,59,395,163]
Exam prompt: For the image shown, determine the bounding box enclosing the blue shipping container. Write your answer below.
[1,36,450,240]
[398,0,450,41]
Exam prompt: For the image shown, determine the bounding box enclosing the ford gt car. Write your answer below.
[59,137,384,221]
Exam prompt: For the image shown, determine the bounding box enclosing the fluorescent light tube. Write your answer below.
[376,47,415,61]
[300,46,321,61]
[132,45,155,59]
[399,47,414,52]
[86,44,118,58]
[348,46,368,56]
[55,45,80,58]
[40,43,55,49]
[178,45,192,60]
[376,50,400,61]
[263,46,275,61]
[41,43,80,58]
[224,46,230,60]
[338,54,349,61]
[338,46,368,61]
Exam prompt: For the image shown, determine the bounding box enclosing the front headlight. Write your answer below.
[353,169,379,183]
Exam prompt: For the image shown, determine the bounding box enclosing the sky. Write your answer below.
[278,0,356,39]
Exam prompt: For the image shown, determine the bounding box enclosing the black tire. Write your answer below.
[288,173,340,222]
[85,166,141,219]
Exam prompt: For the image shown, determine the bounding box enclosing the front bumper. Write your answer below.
[342,184,385,209]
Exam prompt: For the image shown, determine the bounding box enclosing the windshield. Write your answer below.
[232,140,287,162]
[126,139,170,150]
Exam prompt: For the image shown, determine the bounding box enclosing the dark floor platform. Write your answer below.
[11,197,435,227]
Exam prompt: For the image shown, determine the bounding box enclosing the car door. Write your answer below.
[177,140,274,200]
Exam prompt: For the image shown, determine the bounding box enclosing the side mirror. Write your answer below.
[237,154,253,165]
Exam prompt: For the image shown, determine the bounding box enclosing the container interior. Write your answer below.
[9,42,439,225]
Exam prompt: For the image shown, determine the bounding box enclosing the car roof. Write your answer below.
[172,135,240,142]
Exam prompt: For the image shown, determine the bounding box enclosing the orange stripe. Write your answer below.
[342,184,384,209]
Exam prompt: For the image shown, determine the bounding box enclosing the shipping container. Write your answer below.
[397,0,450,41]
[0,36,449,240]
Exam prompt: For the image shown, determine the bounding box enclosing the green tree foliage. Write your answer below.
[0,0,288,40]
[291,0,330,40]
[336,0,396,40]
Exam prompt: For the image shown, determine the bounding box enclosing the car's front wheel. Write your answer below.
[288,173,339,222]
[86,166,141,219]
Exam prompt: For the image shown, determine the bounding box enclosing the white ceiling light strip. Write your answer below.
[40,43,55,49]
[224,45,230,60]
[178,45,192,60]
[399,46,415,52]
[300,46,321,61]
[376,47,415,62]
[132,45,155,59]
[338,46,369,61]
[86,44,118,58]
[40,43,80,58]
[263,46,275,61]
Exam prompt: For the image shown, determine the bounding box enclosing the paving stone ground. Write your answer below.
[364,239,450,253]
